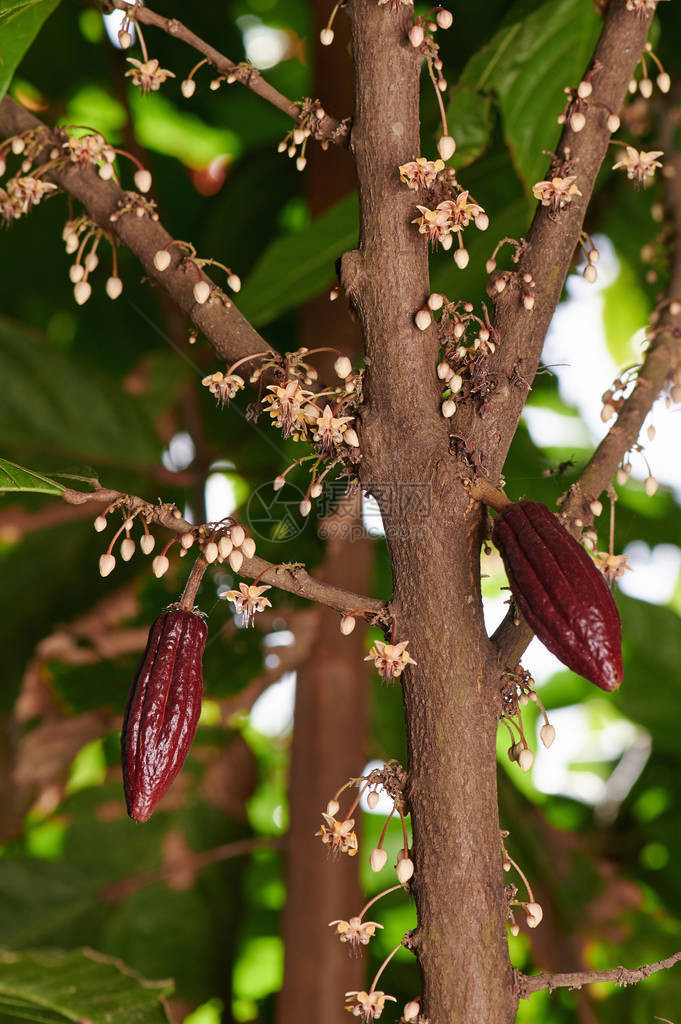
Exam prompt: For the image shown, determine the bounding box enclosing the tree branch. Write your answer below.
[103,0,349,146]
[0,96,276,370]
[61,487,388,620]
[517,949,681,998]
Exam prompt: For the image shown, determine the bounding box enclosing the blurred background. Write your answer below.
[1,0,681,1021]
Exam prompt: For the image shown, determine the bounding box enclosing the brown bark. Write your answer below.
[345,2,514,1020]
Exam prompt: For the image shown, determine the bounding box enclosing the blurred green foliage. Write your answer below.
[1,0,681,1022]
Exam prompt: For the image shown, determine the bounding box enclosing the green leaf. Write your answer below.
[602,253,651,366]
[0,948,172,1024]
[0,0,62,101]
[445,86,493,169]
[458,0,601,187]
[0,458,64,495]
[238,193,358,326]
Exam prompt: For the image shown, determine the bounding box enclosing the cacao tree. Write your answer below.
[1,0,681,1022]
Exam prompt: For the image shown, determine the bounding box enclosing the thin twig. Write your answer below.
[517,949,681,997]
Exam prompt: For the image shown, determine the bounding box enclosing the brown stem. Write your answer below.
[179,556,208,610]
[517,949,681,997]
[468,479,512,512]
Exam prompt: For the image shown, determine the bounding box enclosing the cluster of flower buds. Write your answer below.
[406,6,455,167]
[612,144,663,188]
[628,43,671,98]
[578,230,600,283]
[428,297,500,417]
[557,71,620,136]
[500,668,555,775]
[600,364,641,425]
[153,239,241,305]
[277,99,327,169]
[115,11,175,95]
[501,830,544,934]
[62,216,124,304]
[95,500,256,583]
[625,0,657,13]
[400,158,488,267]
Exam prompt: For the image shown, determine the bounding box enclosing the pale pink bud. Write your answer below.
[180,532,194,550]
[454,248,469,269]
[442,398,456,418]
[227,273,241,292]
[427,292,444,311]
[154,249,171,271]
[326,799,340,816]
[475,212,489,231]
[193,280,211,304]
[657,72,671,94]
[300,499,312,517]
[310,482,323,499]
[601,403,615,423]
[65,234,79,254]
[370,848,388,872]
[569,110,586,132]
[647,424,656,441]
[241,536,256,559]
[99,553,116,577]
[486,258,496,273]
[645,475,658,497]
[495,276,507,293]
[403,999,420,1021]
[214,536,231,561]
[273,475,286,491]
[408,24,425,47]
[118,29,132,48]
[329,287,339,301]
[640,77,653,99]
[84,253,99,273]
[540,723,556,749]
[607,113,620,133]
[119,537,135,561]
[181,79,196,98]
[628,78,638,94]
[134,168,152,193]
[438,79,447,92]
[367,790,379,810]
[518,748,534,773]
[616,467,628,486]
[340,615,356,635]
[510,923,520,936]
[152,554,170,578]
[526,902,543,928]
[670,300,681,316]
[396,856,414,884]
[296,156,307,172]
[415,308,432,331]
[204,540,219,564]
[210,78,221,91]
[69,263,85,283]
[230,524,245,547]
[583,264,597,283]
[140,534,155,555]
[441,232,453,251]
[74,281,92,306]
[436,8,453,28]
[94,515,107,532]
[320,27,334,45]
[590,499,603,517]
[437,134,456,161]
[577,80,592,99]
[11,138,25,155]
[437,361,453,381]
[523,293,535,310]
[334,355,352,379]
[344,427,360,447]
[229,549,244,572]
[449,374,463,395]
[106,276,123,300]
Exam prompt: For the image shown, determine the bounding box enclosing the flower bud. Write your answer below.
[523,293,535,310]
[231,524,245,547]
[437,361,453,381]
[119,537,135,562]
[140,534,155,555]
[540,723,556,749]
[11,138,25,154]
[296,156,307,171]
[74,281,92,306]
[204,540,218,564]
[647,424,656,441]
[441,398,456,418]
[326,799,340,816]
[569,111,586,132]
[454,248,469,269]
[310,482,323,499]
[242,536,256,559]
[181,79,196,98]
[344,427,360,447]
[449,374,463,396]
[475,212,489,231]
[396,856,414,884]
[94,515,107,532]
[118,29,132,48]
[518,748,534,773]
[340,615,356,635]
[193,280,211,304]
[577,80,592,99]
[300,499,312,517]
[106,276,123,300]
[670,300,681,316]
[616,467,628,486]
[645,475,658,497]
[583,264,597,283]
[134,168,152,193]
[152,554,170,578]
[320,27,334,45]
[590,499,602,517]
[436,8,453,28]
[273,475,286,490]
[85,253,99,272]
[437,134,456,161]
[367,790,379,810]
[370,847,388,872]
[486,258,496,274]
[403,999,420,1022]
[210,78,222,91]
[227,273,241,292]
[154,249,171,271]
[415,308,432,331]
[69,263,84,283]
[657,72,671,94]
[601,403,615,423]
[99,553,116,577]
[179,532,194,551]
[334,355,353,379]
[229,549,244,572]
[408,24,424,47]
[639,77,653,99]
[525,902,543,928]
[607,113,620,133]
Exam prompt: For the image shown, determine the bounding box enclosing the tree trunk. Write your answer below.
[344,1,516,1019]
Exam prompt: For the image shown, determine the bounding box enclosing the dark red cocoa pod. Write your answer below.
[121,608,207,821]
[492,500,622,691]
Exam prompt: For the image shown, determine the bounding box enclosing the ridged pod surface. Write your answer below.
[121,609,207,821]
[492,500,622,691]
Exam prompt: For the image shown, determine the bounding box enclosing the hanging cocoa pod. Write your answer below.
[121,608,207,821]
[492,500,622,691]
